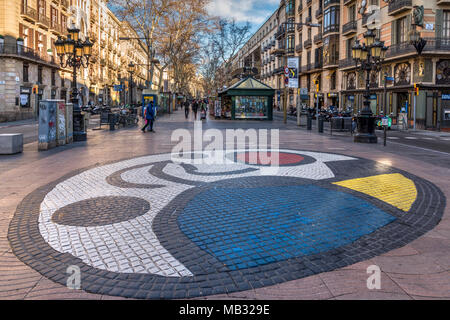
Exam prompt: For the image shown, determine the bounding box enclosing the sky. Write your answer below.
[206,0,280,33]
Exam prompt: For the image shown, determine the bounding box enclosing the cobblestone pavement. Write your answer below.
[1,110,449,300]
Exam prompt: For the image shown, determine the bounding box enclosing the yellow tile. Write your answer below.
[333,174,417,212]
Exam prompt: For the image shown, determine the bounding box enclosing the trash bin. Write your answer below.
[108,113,116,131]
[38,100,57,151]
[318,116,324,133]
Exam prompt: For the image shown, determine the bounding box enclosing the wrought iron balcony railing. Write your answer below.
[0,44,57,65]
[388,0,412,16]
[342,21,357,35]
[21,5,37,21]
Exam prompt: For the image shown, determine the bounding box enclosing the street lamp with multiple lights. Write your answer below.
[55,27,93,141]
[351,28,388,143]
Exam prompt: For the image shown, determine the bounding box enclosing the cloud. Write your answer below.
[207,0,279,25]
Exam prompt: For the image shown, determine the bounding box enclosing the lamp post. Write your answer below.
[128,62,135,105]
[55,28,93,141]
[280,21,320,124]
[351,28,388,143]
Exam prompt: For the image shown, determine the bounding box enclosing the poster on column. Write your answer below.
[287,57,299,88]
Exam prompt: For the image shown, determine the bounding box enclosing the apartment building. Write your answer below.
[0,0,152,122]
[231,0,450,130]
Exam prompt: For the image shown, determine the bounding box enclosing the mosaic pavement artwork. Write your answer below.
[8,149,446,299]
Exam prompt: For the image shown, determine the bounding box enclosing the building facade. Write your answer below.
[231,0,450,130]
[0,0,153,122]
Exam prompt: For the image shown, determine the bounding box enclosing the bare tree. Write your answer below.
[199,18,251,94]
[110,0,175,89]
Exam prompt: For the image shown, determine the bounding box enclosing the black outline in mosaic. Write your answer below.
[7,150,446,300]
[51,196,151,227]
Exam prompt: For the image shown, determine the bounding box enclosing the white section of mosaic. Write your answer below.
[38,150,355,277]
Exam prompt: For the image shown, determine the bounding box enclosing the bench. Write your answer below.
[0,133,23,154]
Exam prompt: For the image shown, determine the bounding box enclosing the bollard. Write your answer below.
[109,113,115,131]
[307,113,312,130]
[318,116,324,133]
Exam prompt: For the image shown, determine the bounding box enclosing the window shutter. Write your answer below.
[19,23,23,38]
[436,9,443,39]
[29,28,34,49]
[43,34,47,51]
[392,20,398,45]
[36,30,39,51]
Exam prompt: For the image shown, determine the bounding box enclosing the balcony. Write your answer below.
[339,57,355,69]
[307,0,312,5]
[315,7,323,19]
[271,56,275,62]
[324,0,340,8]
[298,3,303,12]
[50,22,63,35]
[271,47,285,56]
[437,0,450,3]
[21,5,37,22]
[286,9,295,18]
[36,14,50,29]
[0,44,58,66]
[385,41,416,58]
[344,0,355,5]
[295,44,303,53]
[305,16,311,24]
[314,59,323,69]
[275,27,285,39]
[314,33,322,44]
[297,24,303,31]
[342,21,357,35]
[388,0,412,16]
[323,25,340,35]
[304,39,312,48]
[286,47,295,55]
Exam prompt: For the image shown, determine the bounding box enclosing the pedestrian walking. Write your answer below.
[141,101,155,133]
[192,100,199,120]
[184,100,190,119]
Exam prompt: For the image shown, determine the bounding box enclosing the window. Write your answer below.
[61,76,64,88]
[444,11,450,39]
[330,72,336,90]
[23,64,29,83]
[346,37,355,58]
[348,5,356,22]
[324,7,339,34]
[396,16,408,44]
[51,69,56,86]
[51,6,58,27]
[38,66,43,84]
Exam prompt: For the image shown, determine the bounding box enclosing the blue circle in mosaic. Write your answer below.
[178,185,397,271]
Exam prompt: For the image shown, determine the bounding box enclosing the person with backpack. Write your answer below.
[141,101,155,133]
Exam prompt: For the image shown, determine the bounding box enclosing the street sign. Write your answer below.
[284,67,289,75]
[114,85,123,92]
[287,57,299,88]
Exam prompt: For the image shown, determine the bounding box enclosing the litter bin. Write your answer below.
[318,116,324,133]
[108,113,117,131]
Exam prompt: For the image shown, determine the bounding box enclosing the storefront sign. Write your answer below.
[442,94,450,100]
[348,95,355,101]
[370,94,377,100]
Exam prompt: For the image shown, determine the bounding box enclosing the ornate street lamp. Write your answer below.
[352,29,389,143]
[54,28,93,141]
[128,62,135,105]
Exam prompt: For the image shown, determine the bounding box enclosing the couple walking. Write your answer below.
[184,100,199,120]
[141,101,156,133]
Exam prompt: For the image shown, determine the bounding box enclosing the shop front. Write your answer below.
[219,77,274,120]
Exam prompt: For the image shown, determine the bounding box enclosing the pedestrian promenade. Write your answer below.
[0,110,449,300]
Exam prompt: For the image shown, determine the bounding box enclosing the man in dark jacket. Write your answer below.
[192,100,199,120]
[141,101,155,132]
[184,100,190,119]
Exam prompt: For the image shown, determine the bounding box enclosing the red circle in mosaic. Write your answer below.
[236,152,305,166]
